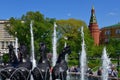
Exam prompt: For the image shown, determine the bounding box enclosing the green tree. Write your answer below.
[5,11,103,68]
[56,19,94,66]
[5,11,55,59]
[106,38,120,58]
[3,54,9,65]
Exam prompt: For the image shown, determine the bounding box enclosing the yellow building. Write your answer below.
[100,23,120,44]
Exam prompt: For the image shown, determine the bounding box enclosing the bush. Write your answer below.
[3,53,9,64]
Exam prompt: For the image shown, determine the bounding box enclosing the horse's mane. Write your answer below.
[38,42,48,63]
[8,44,18,67]
[56,46,71,63]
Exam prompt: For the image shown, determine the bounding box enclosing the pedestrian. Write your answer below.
[97,67,102,76]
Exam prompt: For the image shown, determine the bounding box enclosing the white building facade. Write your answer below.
[0,20,15,56]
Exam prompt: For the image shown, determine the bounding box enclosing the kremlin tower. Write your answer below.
[88,6,100,45]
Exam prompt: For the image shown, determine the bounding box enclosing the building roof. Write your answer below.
[0,20,9,24]
[101,23,120,29]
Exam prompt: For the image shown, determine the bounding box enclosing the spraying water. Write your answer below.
[64,37,68,63]
[30,21,36,69]
[64,41,67,48]
[102,47,111,80]
[15,33,18,59]
[80,26,87,80]
[30,21,36,80]
[64,37,68,61]
[52,22,57,67]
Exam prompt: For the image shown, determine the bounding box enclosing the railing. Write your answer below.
[68,72,120,80]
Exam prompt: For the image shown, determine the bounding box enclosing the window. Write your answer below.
[116,29,120,34]
[1,41,4,49]
[105,30,110,35]
[6,41,8,48]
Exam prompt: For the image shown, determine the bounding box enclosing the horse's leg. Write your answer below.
[60,72,67,80]
[52,71,56,80]
[46,69,50,80]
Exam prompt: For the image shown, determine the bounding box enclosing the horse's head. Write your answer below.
[62,45,71,55]
[56,46,71,63]
[39,42,47,62]
[19,43,27,53]
[39,42,46,53]
[19,43,27,59]
[63,46,71,54]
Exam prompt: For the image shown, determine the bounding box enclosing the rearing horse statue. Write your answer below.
[32,42,51,80]
[18,43,28,63]
[17,43,32,70]
[0,44,19,80]
[12,43,32,80]
[52,46,71,80]
[8,44,18,67]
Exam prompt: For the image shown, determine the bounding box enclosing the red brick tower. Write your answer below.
[88,6,100,45]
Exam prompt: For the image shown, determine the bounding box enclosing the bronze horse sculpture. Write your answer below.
[32,42,51,80]
[17,43,32,70]
[8,44,18,67]
[0,44,32,80]
[0,44,18,80]
[15,43,32,80]
[52,46,71,80]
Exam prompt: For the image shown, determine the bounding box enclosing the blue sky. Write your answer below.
[0,0,120,28]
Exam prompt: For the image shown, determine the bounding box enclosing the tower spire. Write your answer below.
[92,5,94,10]
[89,5,97,24]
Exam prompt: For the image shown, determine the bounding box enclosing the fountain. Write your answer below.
[30,21,36,69]
[1,25,86,80]
[15,32,18,59]
[80,26,87,80]
[30,21,37,80]
[0,21,118,80]
[101,47,111,80]
[52,22,57,67]
[0,43,32,80]
[32,42,51,80]
[0,21,73,80]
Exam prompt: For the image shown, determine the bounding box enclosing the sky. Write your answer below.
[0,0,120,28]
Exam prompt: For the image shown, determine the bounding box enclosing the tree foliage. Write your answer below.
[106,38,120,58]
[3,54,9,64]
[56,19,94,66]
[5,11,55,58]
[5,11,105,67]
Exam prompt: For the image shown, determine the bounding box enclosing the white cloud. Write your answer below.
[108,12,117,16]
[67,13,71,16]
